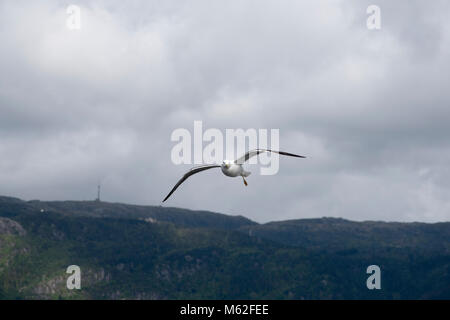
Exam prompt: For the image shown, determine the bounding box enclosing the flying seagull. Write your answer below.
[162,149,305,202]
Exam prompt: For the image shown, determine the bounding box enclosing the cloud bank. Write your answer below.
[1,0,449,222]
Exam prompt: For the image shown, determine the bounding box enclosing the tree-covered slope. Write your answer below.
[0,196,256,230]
[0,196,449,299]
[239,217,450,253]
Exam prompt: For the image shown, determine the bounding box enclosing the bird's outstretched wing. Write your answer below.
[235,149,306,164]
[163,165,221,202]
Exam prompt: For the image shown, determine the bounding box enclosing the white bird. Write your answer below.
[162,149,305,202]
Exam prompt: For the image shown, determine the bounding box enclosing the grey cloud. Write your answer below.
[0,0,449,223]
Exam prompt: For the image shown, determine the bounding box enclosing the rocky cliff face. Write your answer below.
[0,218,26,236]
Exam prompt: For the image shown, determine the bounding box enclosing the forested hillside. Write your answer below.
[1,196,449,299]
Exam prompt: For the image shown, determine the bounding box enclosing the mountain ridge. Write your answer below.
[0,195,449,299]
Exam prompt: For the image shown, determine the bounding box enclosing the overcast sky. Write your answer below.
[1,0,449,223]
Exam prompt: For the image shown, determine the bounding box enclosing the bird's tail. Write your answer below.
[242,171,251,177]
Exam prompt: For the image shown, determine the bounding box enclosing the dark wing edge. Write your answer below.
[269,150,306,158]
[236,149,306,164]
[162,165,221,202]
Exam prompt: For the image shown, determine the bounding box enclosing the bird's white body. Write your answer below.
[221,160,251,177]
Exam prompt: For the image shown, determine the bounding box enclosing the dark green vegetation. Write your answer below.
[0,195,449,299]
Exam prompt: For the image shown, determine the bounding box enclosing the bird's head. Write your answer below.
[222,160,232,169]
